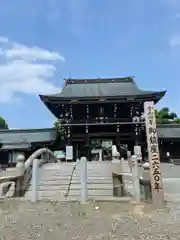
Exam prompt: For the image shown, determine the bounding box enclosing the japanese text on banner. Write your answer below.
[147,105,162,191]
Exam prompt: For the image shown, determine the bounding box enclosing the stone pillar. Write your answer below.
[144,101,164,208]
[99,149,103,161]
[131,155,140,203]
[32,159,39,202]
[15,154,25,197]
[127,151,131,159]
[16,155,25,175]
[142,162,152,202]
[134,145,142,163]
[120,157,124,173]
[127,151,132,172]
[80,157,88,203]
[112,145,118,161]
[113,174,123,197]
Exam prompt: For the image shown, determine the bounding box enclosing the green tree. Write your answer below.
[53,119,67,140]
[0,116,8,129]
[155,107,180,124]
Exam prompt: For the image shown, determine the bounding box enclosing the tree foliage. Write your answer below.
[0,116,8,129]
[53,119,67,140]
[155,107,180,124]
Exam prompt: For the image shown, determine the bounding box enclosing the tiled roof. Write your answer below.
[0,128,56,147]
[0,124,179,150]
[157,125,180,139]
[40,77,166,100]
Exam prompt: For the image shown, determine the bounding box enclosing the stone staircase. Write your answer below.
[25,161,126,201]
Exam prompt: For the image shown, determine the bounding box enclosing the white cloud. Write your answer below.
[0,36,8,43]
[5,43,64,62]
[170,34,180,47]
[174,13,180,19]
[0,37,64,103]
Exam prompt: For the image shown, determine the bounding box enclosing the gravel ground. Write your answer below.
[0,199,180,239]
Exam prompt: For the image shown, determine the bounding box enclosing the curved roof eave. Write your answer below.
[39,90,166,102]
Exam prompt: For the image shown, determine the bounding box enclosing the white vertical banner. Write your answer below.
[144,101,164,207]
[66,146,73,161]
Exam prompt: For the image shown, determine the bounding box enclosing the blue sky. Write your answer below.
[0,0,180,129]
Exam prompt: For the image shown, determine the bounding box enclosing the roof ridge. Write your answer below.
[64,77,134,85]
[0,128,55,133]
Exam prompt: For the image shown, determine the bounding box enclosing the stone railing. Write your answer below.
[22,148,57,195]
[0,170,21,198]
[112,156,153,203]
[0,148,57,198]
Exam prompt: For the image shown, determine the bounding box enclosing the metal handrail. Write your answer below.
[64,163,76,199]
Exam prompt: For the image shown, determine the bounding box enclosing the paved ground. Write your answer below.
[138,163,180,202]
[160,163,180,202]
[0,199,180,239]
[138,162,180,179]
[157,163,180,178]
[0,163,180,239]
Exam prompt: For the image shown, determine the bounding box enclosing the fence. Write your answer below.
[30,155,143,203]
[0,148,57,198]
[0,149,154,205]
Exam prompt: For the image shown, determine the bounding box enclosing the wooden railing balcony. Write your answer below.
[62,117,145,126]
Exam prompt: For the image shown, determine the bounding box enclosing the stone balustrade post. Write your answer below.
[142,162,152,201]
[120,157,124,173]
[127,151,132,172]
[127,151,131,159]
[80,156,88,203]
[32,159,39,202]
[99,149,103,161]
[15,154,25,197]
[131,155,140,203]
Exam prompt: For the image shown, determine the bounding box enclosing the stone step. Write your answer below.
[42,163,115,168]
[25,193,113,200]
[41,169,128,173]
[39,177,112,181]
[42,166,122,171]
[40,173,112,177]
[37,180,113,185]
[38,176,113,180]
[43,196,132,202]
[28,183,113,191]
[28,189,113,197]
[40,169,112,172]
[24,194,131,202]
[25,160,130,200]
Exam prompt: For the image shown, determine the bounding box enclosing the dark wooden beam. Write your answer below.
[71,132,136,137]
[62,121,144,126]
[46,98,157,105]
